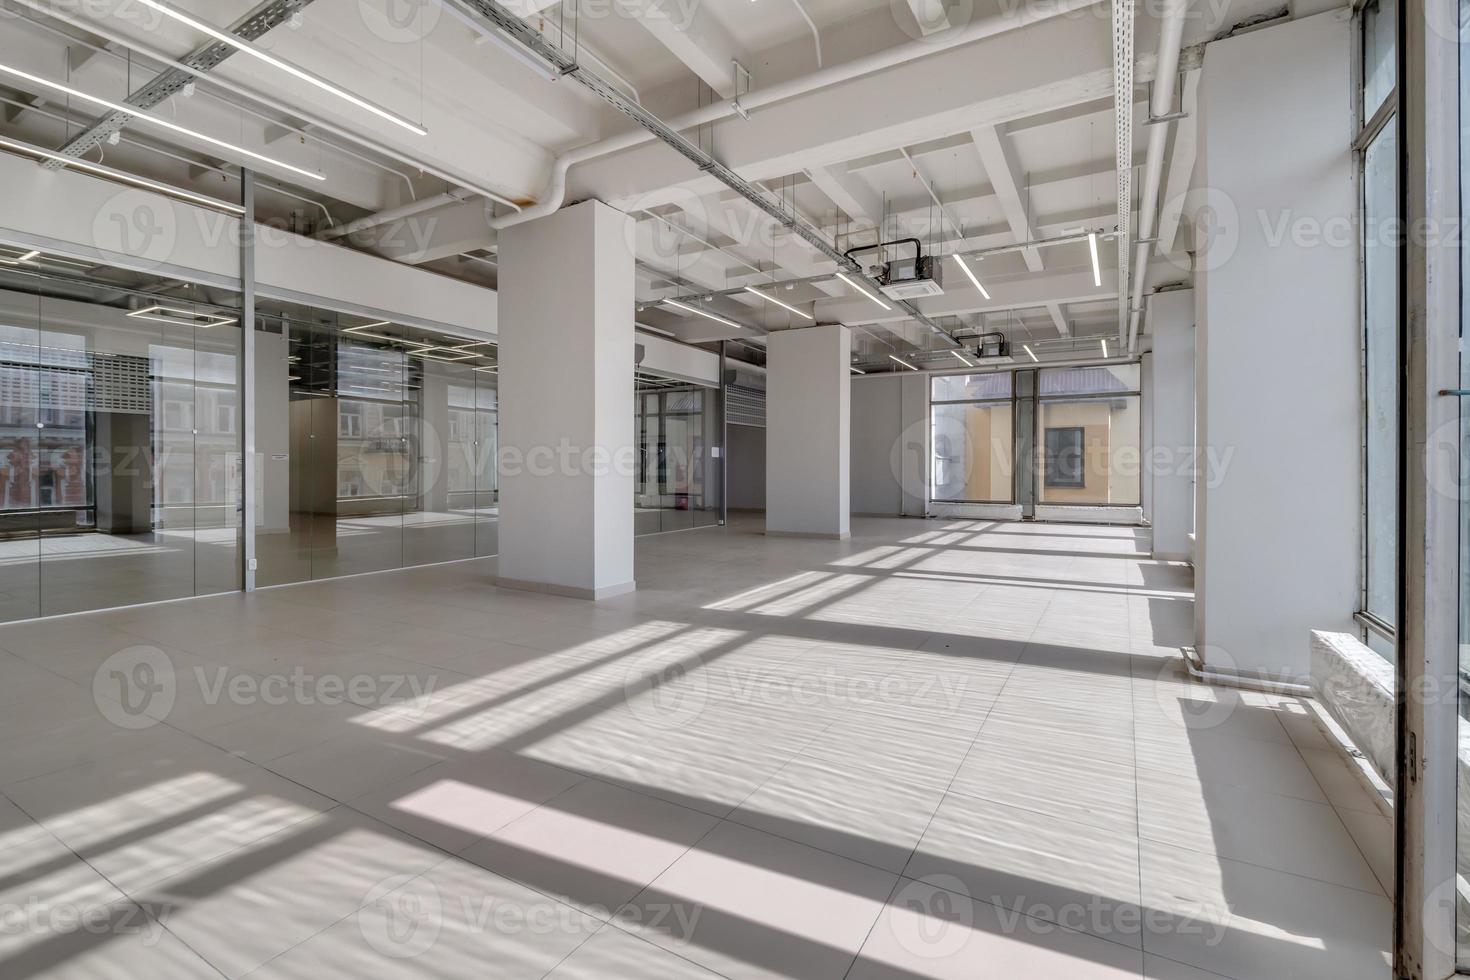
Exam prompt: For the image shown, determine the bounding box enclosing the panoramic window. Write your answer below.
[930,372,1015,504]
[1037,364,1142,506]
[1360,0,1398,660]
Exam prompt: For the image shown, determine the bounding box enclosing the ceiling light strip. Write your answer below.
[888,354,917,372]
[132,0,428,135]
[1088,231,1102,288]
[0,63,325,181]
[834,272,891,312]
[663,298,744,330]
[0,134,247,214]
[950,254,991,300]
[742,285,813,320]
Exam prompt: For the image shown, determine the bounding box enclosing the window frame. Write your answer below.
[929,372,1018,505]
[1034,365,1144,508]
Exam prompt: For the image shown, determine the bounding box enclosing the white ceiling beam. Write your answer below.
[621,0,751,98]
[704,193,844,297]
[817,266,1117,326]
[805,164,890,232]
[1156,68,1201,257]
[970,124,1043,272]
[904,0,954,35]
[581,14,1157,212]
[1045,302,1071,337]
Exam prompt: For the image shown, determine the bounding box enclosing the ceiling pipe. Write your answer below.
[488,0,1104,231]
[1126,0,1188,353]
[8,0,523,213]
[317,187,477,240]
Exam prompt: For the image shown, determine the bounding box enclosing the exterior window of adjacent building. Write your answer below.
[930,372,1015,504]
[1359,0,1397,660]
[1037,364,1142,506]
[1043,427,1086,489]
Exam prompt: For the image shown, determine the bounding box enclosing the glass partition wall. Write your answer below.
[253,302,499,587]
[0,245,725,622]
[0,249,242,619]
[635,371,722,535]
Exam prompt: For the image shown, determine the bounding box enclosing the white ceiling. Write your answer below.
[0,0,1318,362]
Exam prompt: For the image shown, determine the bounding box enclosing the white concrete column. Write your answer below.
[766,324,850,538]
[496,200,636,599]
[1149,289,1195,563]
[1193,11,1356,680]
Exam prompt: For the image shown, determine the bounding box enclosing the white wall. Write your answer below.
[1150,289,1196,562]
[766,324,850,537]
[850,373,929,516]
[1195,10,1358,680]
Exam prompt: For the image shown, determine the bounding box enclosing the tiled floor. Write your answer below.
[0,517,1392,978]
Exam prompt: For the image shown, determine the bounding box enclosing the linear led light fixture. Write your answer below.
[410,349,477,362]
[950,349,973,367]
[0,249,40,265]
[834,272,891,311]
[447,340,496,351]
[743,285,812,320]
[850,366,866,375]
[125,304,235,327]
[1088,231,1102,287]
[1101,337,1110,358]
[341,328,436,349]
[443,1,561,83]
[950,253,991,300]
[0,64,324,181]
[888,354,918,372]
[0,134,247,214]
[1023,344,1039,363]
[473,365,499,373]
[132,0,428,136]
[663,298,743,330]
[344,321,391,332]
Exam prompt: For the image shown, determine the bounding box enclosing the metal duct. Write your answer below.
[451,0,960,349]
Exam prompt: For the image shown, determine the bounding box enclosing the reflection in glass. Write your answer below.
[0,255,245,620]
[255,304,500,585]
[932,403,1014,503]
[635,375,721,535]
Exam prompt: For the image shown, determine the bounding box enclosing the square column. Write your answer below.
[496,200,636,599]
[766,324,850,538]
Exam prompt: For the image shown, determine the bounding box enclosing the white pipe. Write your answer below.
[492,0,1104,229]
[1182,647,1311,697]
[318,188,476,239]
[786,0,823,67]
[1126,0,1188,353]
[8,0,522,212]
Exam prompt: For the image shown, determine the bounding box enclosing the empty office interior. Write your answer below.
[0,0,1457,976]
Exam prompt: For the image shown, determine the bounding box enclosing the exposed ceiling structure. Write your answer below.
[0,0,1288,371]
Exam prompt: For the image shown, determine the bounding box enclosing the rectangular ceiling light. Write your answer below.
[663,298,743,330]
[888,354,917,371]
[1101,337,1110,358]
[1088,231,1102,287]
[834,272,891,311]
[0,63,325,181]
[1023,344,1039,363]
[0,134,247,214]
[743,285,813,320]
[950,349,973,367]
[950,253,991,300]
[125,305,236,327]
[132,0,428,136]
